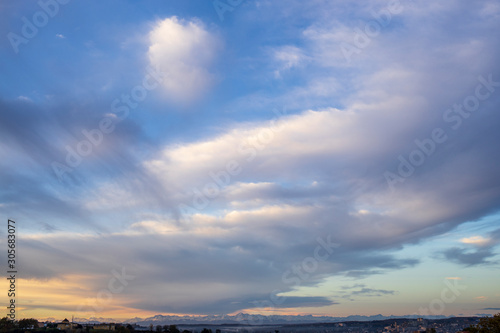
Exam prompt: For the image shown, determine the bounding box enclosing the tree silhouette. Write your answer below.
[0,317,39,332]
[0,318,14,333]
[18,319,36,330]
[116,325,130,333]
[465,313,500,333]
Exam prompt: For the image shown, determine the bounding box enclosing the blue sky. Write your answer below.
[1,0,500,320]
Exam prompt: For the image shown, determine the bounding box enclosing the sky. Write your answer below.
[1,0,500,322]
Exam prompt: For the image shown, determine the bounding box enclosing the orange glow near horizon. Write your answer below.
[10,276,334,321]
[9,276,158,321]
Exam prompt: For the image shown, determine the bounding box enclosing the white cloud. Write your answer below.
[147,17,222,104]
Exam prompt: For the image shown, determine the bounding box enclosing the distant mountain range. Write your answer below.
[71,313,474,325]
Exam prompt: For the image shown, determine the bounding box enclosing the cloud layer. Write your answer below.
[1,0,500,319]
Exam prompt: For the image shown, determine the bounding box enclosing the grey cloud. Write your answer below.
[16,224,417,314]
[351,288,396,297]
[133,295,336,315]
[336,285,396,300]
[442,247,496,266]
[341,284,366,290]
[490,228,500,245]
